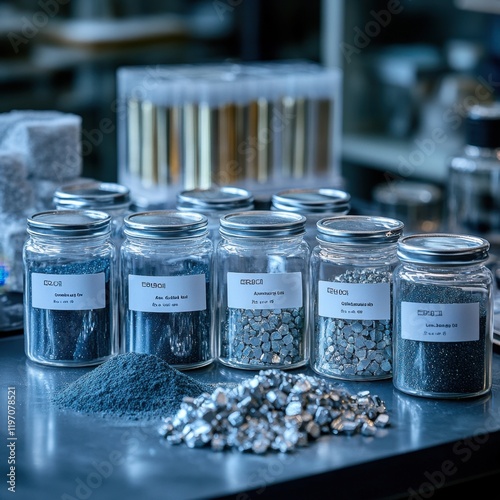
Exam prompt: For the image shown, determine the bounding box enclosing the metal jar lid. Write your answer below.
[27,210,111,237]
[317,215,404,245]
[176,186,254,213]
[53,181,131,210]
[123,211,208,239]
[397,233,490,265]
[271,188,351,214]
[219,211,306,238]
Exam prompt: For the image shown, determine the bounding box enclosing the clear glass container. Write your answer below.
[271,187,350,249]
[310,215,404,380]
[447,103,500,348]
[176,186,254,245]
[121,211,214,369]
[53,180,132,250]
[447,103,500,238]
[373,180,442,235]
[23,210,117,367]
[217,210,309,370]
[393,233,493,399]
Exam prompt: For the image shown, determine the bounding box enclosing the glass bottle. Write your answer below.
[310,215,404,380]
[121,211,214,369]
[24,210,117,367]
[393,233,493,399]
[271,187,350,249]
[447,102,500,348]
[53,180,132,250]
[448,102,500,238]
[217,210,309,370]
[176,186,254,245]
[373,180,442,235]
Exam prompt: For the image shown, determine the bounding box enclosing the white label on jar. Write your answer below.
[318,281,391,320]
[401,302,479,342]
[32,273,106,310]
[227,272,302,309]
[128,274,206,313]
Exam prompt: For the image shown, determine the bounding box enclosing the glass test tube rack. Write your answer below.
[117,61,343,208]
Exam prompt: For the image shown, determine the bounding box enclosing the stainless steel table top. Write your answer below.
[1,334,500,499]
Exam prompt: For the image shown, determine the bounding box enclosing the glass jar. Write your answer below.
[24,210,117,367]
[271,188,350,249]
[393,233,493,399]
[373,180,442,235]
[447,103,500,348]
[310,215,404,380]
[53,180,132,250]
[447,102,500,237]
[217,210,309,370]
[121,211,214,369]
[176,186,254,245]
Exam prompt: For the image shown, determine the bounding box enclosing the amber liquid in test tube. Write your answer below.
[245,99,258,182]
[234,102,246,183]
[218,103,238,185]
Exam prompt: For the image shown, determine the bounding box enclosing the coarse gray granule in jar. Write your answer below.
[310,215,404,381]
[216,210,309,370]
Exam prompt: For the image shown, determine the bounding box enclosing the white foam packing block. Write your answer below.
[0,217,27,293]
[0,110,64,144]
[0,179,35,215]
[0,151,29,185]
[1,112,83,181]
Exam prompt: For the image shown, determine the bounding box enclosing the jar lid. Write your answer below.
[397,233,490,265]
[27,210,111,237]
[465,102,500,148]
[176,186,254,212]
[316,215,404,244]
[123,211,208,239]
[219,210,306,238]
[53,181,131,210]
[271,188,351,214]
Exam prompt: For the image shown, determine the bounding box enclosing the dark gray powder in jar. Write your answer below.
[52,352,211,420]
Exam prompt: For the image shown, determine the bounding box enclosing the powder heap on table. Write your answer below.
[52,352,211,420]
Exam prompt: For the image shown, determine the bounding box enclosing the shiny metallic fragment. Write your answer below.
[159,369,389,454]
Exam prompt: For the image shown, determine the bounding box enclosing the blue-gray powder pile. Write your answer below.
[52,352,212,420]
